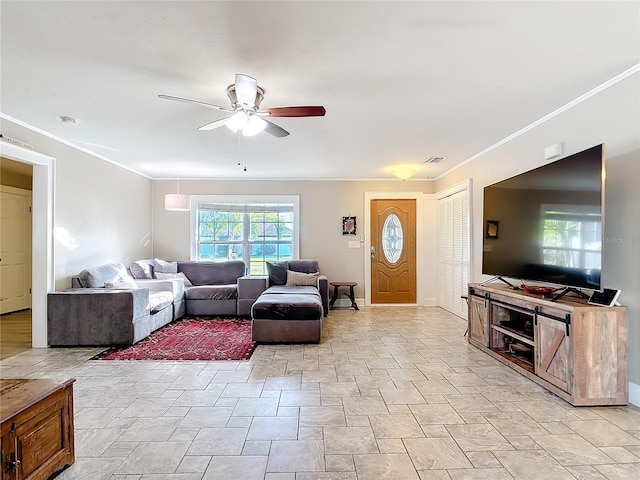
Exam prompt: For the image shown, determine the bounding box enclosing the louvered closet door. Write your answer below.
[437,189,470,319]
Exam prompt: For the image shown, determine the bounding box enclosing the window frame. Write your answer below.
[190,195,300,272]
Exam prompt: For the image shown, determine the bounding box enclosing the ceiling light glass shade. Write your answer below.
[165,193,190,211]
[225,111,248,133]
[391,166,417,180]
[242,115,267,137]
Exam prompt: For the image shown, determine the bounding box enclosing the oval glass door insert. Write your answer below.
[382,213,403,263]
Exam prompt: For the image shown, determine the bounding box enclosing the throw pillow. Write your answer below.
[286,270,319,287]
[129,260,153,279]
[153,258,178,274]
[154,271,193,287]
[104,274,138,289]
[266,261,288,286]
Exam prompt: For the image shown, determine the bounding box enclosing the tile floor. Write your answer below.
[1,306,639,480]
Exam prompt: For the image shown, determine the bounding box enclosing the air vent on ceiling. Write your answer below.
[424,156,446,164]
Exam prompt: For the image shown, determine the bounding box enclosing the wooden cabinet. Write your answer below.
[468,284,628,406]
[1,379,75,480]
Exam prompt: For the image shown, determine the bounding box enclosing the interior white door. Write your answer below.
[0,187,32,314]
[437,188,470,319]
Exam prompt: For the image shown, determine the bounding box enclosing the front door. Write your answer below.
[370,199,416,303]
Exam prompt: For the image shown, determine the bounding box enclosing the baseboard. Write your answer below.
[629,381,640,406]
[332,298,437,308]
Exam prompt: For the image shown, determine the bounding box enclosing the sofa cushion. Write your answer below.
[267,261,288,286]
[130,260,154,279]
[153,258,178,274]
[286,270,319,286]
[184,284,238,301]
[155,272,193,286]
[105,276,139,289]
[252,292,323,320]
[287,260,319,274]
[148,291,173,313]
[177,261,245,286]
[79,262,130,288]
[265,285,320,295]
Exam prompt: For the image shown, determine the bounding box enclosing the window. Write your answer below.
[382,213,403,264]
[541,205,601,269]
[191,196,299,275]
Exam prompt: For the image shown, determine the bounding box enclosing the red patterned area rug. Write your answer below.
[93,317,256,361]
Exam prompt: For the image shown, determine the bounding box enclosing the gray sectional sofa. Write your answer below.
[47,258,331,347]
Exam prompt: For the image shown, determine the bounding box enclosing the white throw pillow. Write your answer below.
[155,271,193,287]
[286,270,319,286]
[153,258,178,274]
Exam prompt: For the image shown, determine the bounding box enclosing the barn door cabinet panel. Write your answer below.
[468,293,490,347]
[467,284,627,406]
[536,314,572,393]
[1,379,75,480]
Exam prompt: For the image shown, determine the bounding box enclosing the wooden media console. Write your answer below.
[467,284,628,406]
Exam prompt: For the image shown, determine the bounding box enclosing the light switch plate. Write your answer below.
[348,241,361,249]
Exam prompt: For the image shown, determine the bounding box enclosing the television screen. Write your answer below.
[482,144,603,290]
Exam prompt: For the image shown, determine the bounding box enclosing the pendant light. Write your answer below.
[165,173,190,211]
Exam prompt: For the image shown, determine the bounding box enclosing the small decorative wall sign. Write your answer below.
[342,216,357,235]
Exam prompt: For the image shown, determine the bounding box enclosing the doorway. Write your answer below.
[0,141,54,348]
[364,192,424,306]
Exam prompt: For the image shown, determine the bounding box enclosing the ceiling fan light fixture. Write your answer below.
[161,73,323,139]
[242,115,267,137]
[225,111,248,133]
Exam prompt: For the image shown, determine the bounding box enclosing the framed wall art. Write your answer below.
[486,220,499,239]
[342,216,357,235]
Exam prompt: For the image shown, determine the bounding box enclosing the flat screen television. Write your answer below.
[482,144,604,291]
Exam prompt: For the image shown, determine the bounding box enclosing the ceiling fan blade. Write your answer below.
[158,94,233,112]
[264,119,290,138]
[234,74,258,106]
[197,118,230,131]
[260,106,326,117]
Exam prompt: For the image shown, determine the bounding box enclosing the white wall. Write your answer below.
[434,72,640,391]
[0,118,154,290]
[154,179,437,304]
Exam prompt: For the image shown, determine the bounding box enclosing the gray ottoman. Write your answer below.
[251,292,323,343]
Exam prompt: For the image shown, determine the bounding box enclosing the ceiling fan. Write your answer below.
[159,73,326,138]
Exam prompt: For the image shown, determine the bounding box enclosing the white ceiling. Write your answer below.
[1,1,638,181]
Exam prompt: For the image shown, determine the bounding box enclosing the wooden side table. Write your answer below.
[330,282,359,310]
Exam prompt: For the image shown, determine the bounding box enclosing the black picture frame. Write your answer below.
[342,216,357,235]
[486,220,499,239]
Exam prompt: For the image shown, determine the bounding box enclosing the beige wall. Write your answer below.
[0,118,154,290]
[1,156,32,190]
[153,179,436,301]
[435,72,640,388]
